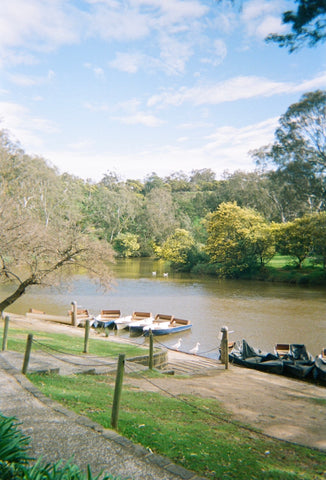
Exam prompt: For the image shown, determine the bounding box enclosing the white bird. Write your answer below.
[152,271,156,276]
[189,342,200,355]
[172,338,182,350]
[163,272,168,277]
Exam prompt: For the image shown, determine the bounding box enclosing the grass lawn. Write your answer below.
[28,371,326,480]
[1,323,148,358]
[2,321,326,479]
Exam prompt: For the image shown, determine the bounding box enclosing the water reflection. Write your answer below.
[2,258,326,357]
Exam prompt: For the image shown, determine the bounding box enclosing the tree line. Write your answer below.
[1,89,326,310]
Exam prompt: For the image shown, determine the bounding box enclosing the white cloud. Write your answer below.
[241,0,287,39]
[40,116,278,182]
[0,100,58,150]
[0,0,82,65]
[8,69,55,87]
[109,52,144,73]
[147,71,326,108]
[201,39,227,66]
[84,63,105,78]
[114,112,164,127]
[88,5,151,41]
[157,33,193,75]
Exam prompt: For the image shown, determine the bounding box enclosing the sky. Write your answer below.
[0,0,325,183]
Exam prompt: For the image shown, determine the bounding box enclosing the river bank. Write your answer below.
[2,313,326,452]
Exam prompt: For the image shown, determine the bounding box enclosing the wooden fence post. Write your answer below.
[220,326,229,370]
[22,334,33,375]
[71,301,77,326]
[111,354,125,430]
[149,330,154,370]
[2,316,10,352]
[83,319,90,353]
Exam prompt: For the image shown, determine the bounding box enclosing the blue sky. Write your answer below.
[0,0,325,182]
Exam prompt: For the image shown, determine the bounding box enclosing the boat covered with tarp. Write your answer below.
[229,340,284,374]
[229,340,325,383]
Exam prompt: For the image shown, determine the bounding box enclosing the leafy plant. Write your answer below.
[0,414,126,480]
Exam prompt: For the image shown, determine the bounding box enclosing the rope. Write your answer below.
[32,339,117,368]
[123,360,322,452]
[151,337,219,357]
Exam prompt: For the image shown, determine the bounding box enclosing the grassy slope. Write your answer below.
[2,316,326,479]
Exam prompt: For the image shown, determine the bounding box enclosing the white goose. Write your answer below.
[189,342,200,355]
[172,338,182,351]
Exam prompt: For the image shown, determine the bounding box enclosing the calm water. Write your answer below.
[2,259,326,358]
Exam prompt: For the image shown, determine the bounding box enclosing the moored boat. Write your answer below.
[229,340,284,374]
[93,310,121,329]
[230,340,320,381]
[313,349,326,383]
[278,344,315,379]
[143,317,192,336]
[128,312,154,334]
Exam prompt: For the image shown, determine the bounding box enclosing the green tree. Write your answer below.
[266,0,326,51]
[144,187,179,244]
[309,212,326,268]
[252,91,326,219]
[205,202,272,277]
[113,232,140,258]
[0,134,114,311]
[274,216,314,268]
[160,229,198,271]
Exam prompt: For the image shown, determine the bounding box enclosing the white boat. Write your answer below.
[128,312,154,334]
[113,315,133,330]
[93,310,121,328]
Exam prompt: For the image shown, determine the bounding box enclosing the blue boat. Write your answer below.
[93,310,121,329]
[143,317,192,336]
[128,312,154,335]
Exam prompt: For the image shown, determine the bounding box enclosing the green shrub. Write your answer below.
[0,413,126,480]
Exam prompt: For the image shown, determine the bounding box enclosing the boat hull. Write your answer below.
[143,324,192,336]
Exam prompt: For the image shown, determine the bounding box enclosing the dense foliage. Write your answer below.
[265,0,326,51]
[1,89,326,293]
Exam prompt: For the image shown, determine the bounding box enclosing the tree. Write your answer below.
[205,202,273,277]
[144,187,179,244]
[309,212,326,268]
[113,233,140,258]
[160,229,198,271]
[0,132,115,311]
[274,216,314,268]
[0,195,114,311]
[252,91,326,219]
[266,0,326,51]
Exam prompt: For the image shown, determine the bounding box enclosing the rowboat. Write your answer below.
[229,339,284,374]
[229,340,317,379]
[93,310,121,329]
[113,315,133,330]
[278,344,315,379]
[143,317,192,336]
[128,312,154,334]
[313,348,326,383]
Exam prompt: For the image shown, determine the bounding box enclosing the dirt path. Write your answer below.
[5,313,326,452]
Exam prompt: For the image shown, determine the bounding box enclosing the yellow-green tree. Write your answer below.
[274,216,314,268]
[160,229,197,271]
[205,202,273,277]
[114,233,140,258]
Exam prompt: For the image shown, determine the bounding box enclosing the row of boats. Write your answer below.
[79,309,192,336]
[229,340,326,385]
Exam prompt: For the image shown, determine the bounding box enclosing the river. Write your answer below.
[2,258,326,358]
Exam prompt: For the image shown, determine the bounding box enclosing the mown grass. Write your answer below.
[1,323,148,358]
[28,372,326,480]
